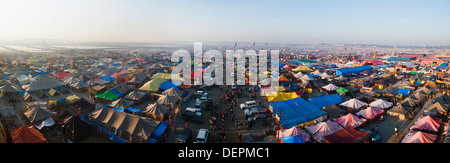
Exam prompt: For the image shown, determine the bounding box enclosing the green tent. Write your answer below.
[94,90,119,101]
[408,71,420,75]
[337,87,349,94]
[298,59,316,63]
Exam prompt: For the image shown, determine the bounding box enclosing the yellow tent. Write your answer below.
[151,73,182,81]
[291,66,313,72]
[48,88,56,97]
[267,92,299,103]
[139,78,167,91]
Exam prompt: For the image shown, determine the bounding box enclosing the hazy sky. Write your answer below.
[0,0,449,45]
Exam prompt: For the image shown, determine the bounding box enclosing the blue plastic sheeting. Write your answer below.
[308,94,342,109]
[335,66,374,76]
[112,107,125,112]
[159,81,180,90]
[437,63,448,69]
[151,121,168,139]
[147,137,157,143]
[268,97,326,128]
[280,135,304,143]
[307,74,319,78]
[100,75,116,82]
[110,88,125,97]
[397,88,411,96]
[126,106,143,113]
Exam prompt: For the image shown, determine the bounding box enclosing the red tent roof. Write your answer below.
[323,126,370,143]
[401,130,437,143]
[335,113,367,128]
[9,126,47,143]
[57,72,71,79]
[410,115,441,132]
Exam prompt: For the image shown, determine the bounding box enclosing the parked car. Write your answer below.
[195,129,209,143]
[176,128,193,143]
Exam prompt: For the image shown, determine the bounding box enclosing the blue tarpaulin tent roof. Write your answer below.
[159,81,180,90]
[268,97,326,128]
[397,88,411,96]
[335,66,374,76]
[280,135,304,143]
[101,75,116,82]
[151,121,168,139]
[308,94,343,109]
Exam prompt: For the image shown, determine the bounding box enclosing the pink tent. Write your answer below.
[335,113,367,128]
[410,115,441,132]
[356,107,384,120]
[305,120,343,142]
[283,65,292,70]
[56,72,71,79]
[401,130,437,143]
[277,126,311,142]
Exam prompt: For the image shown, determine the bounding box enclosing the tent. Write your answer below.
[111,83,133,97]
[9,126,47,143]
[369,99,393,109]
[24,107,53,124]
[267,92,299,103]
[278,75,289,82]
[88,107,160,143]
[335,66,374,76]
[410,115,441,132]
[308,94,342,109]
[268,97,327,128]
[397,88,411,96]
[100,75,116,82]
[356,107,384,120]
[277,126,311,143]
[323,126,370,143]
[335,113,367,128]
[305,120,343,142]
[322,83,339,91]
[339,98,368,110]
[337,87,349,94]
[124,90,147,103]
[400,97,419,108]
[56,72,71,79]
[59,115,92,142]
[291,66,313,72]
[157,95,179,108]
[144,103,170,121]
[401,131,437,143]
[109,99,134,112]
[280,135,304,143]
[139,78,167,92]
[0,84,18,93]
[161,87,183,99]
[94,90,120,102]
[424,102,447,116]
[159,81,180,90]
[387,104,410,120]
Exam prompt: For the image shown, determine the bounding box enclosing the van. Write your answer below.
[240,100,256,110]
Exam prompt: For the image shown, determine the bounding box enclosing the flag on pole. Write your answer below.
[234,42,237,48]
[253,41,255,46]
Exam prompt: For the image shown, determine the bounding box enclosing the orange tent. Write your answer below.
[278,75,289,82]
[9,126,47,143]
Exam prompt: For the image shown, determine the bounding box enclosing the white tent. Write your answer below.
[322,83,339,91]
[294,72,304,79]
[312,70,321,75]
[339,98,368,109]
[369,99,393,109]
[320,72,331,79]
[300,75,313,81]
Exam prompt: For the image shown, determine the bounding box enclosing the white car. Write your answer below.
[195,129,209,143]
[240,100,256,110]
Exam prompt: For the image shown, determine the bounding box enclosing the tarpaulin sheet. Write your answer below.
[268,97,326,128]
[308,94,342,109]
